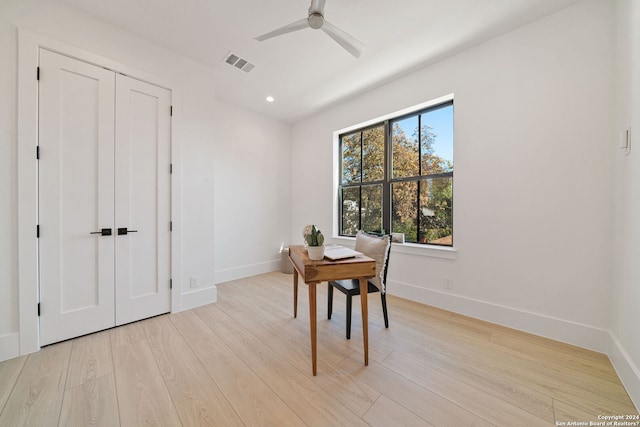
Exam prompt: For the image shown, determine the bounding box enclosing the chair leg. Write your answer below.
[346,294,352,339]
[327,284,333,319]
[381,293,389,328]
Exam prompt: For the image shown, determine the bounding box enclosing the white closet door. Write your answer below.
[114,74,171,325]
[38,49,116,346]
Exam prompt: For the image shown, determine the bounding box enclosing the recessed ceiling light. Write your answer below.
[266,96,275,103]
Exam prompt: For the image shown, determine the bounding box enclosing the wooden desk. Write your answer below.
[288,245,376,375]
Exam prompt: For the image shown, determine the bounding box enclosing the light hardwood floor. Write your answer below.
[0,272,637,426]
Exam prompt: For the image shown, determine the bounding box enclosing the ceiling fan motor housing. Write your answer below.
[308,13,324,29]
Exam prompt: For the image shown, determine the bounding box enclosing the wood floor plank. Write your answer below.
[198,303,376,423]
[221,272,638,417]
[0,341,72,426]
[169,310,216,342]
[199,292,389,407]
[109,321,146,348]
[489,330,620,383]
[112,339,182,427]
[553,398,602,423]
[0,354,27,414]
[368,302,636,416]
[186,323,307,426]
[0,271,636,425]
[66,329,113,389]
[377,325,556,422]
[489,319,611,364]
[213,290,355,366]
[383,349,552,426]
[389,295,617,395]
[220,275,394,364]
[218,273,376,344]
[143,314,244,426]
[339,352,495,427]
[59,374,119,427]
[379,293,494,344]
[363,394,435,427]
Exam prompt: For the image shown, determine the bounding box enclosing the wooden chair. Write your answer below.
[327,231,391,339]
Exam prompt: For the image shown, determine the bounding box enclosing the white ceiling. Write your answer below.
[61,0,581,123]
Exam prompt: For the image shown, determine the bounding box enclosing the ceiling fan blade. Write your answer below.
[309,0,326,14]
[321,20,364,58]
[254,18,310,41]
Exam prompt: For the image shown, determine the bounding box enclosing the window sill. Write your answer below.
[330,236,457,260]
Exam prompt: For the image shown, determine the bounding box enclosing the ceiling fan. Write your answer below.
[254,0,364,58]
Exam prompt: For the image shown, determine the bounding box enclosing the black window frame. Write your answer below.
[338,100,454,246]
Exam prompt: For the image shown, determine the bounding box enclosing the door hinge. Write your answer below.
[37,303,40,316]
[36,146,40,160]
[170,279,172,290]
[170,106,173,116]
[170,163,173,174]
[170,221,173,231]
[36,224,40,238]
[37,66,40,81]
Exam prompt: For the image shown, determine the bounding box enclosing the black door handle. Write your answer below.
[117,228,138,235]
[90,228,112,236]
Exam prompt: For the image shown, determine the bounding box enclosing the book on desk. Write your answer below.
[323,245,362,261]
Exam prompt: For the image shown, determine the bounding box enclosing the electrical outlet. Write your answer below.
[443,278,453,290]
[189,276,199,288]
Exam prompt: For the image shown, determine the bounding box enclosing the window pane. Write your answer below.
[392,181,418,243]
[341,187,360,235]
[392,116,419,179]
[362,126,384,182]
[419,178,453,245]
[339,100,453,245]
[421,104,453,176]
[341,133,361,184]
[361,184,383,234]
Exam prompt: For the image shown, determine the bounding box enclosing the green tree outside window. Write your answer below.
[339,101,453,246]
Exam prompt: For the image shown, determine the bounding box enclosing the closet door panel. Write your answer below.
[38,49,116,345]
[115,75,171,325]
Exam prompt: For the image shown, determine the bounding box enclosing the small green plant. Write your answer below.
[304,225,325,247]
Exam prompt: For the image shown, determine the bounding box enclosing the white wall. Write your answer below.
[212,100,291,283]
[292,0,614,351]
[0,0,24,359]
[0,0,291,360]
[611,0,640,409]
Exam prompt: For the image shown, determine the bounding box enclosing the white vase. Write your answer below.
[307,245,325,261]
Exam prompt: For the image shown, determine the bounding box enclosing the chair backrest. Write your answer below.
[354,231,392,293]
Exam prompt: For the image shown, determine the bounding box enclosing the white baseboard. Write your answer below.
[608,334,640,410]
[180,286,218,312]
[388,279,610,353]
[0,333,20,362]
[214,259,281,284]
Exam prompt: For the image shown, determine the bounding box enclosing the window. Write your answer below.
[339,101,453,246]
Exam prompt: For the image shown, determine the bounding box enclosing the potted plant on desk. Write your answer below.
[304,225,325,260]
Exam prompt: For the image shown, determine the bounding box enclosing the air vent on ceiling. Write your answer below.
[223,52,255,73]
